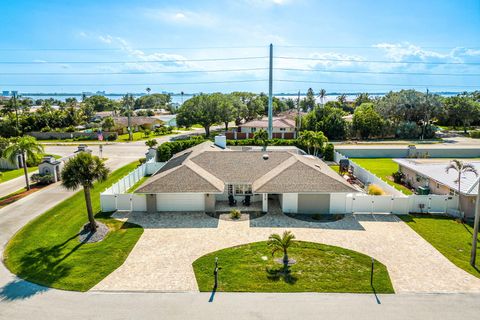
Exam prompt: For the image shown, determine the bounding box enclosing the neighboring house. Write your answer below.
[135,139,358,213]
[394,158,480,218]
[113,117,164,133]
[226,117,297,139]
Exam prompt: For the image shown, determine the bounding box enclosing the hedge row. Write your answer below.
[157,137,205,161]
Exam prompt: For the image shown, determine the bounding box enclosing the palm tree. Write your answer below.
[337,94,347,105]
[312,131,328,157]
[318,89,327,107]
[146,87,151,95]
[298,130,316,155]
[254,129,269,151]
[446,160,478,214]
[268,231,296,269]
[4,136,44,190]
[61,153,110,232]
[145,139,158,149]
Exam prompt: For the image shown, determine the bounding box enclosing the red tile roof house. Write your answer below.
[134,140,358,214]
[225,117,297,140]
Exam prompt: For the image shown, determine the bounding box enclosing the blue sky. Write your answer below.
[1,0,479,94]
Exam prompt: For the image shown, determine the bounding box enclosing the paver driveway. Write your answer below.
[94,208,480,293]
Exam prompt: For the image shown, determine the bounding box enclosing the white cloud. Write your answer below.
[244,0,293,7]
[143,9,217,27]
[373,42,450,62]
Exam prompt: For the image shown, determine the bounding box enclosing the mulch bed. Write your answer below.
[78,222,110,243]
[206,211,267,221]
[0,185,46,208]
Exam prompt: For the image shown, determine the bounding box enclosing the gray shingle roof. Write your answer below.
[136,142,357,194]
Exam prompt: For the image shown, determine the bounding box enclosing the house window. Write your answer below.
[436,183,440,189]
[251,127,257,133]
[449,189,456,196]
[280,128,286,131]
[230,184,253,195]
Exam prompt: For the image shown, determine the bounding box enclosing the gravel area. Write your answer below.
[78,222,109,243]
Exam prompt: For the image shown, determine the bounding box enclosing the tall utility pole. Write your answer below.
[12,91,20,135]
[267,43,273,139]
[296,90,301,138]
[471,177,480,267]
[124,93,133,142]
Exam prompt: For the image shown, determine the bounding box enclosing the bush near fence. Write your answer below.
[157,137,206,162]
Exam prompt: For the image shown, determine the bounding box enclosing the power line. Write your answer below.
[0,45,267,52]
[276,56,480,66]
[2,67,478,77]
[0,67,268,76]
[0,79,268,86]
[0,56,269,65]
[276,79,480,88]
[277,45,480,49]
[275,68,480,77]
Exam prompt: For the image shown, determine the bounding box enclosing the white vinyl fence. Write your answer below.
[100,159,164,212]
[330,193,459,215]
[334,151,405,197]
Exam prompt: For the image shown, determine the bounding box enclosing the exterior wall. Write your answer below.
[0,157,19,170]
[460,195,476,219]
[225,131,296,140]
[330,193,347,214]
[27,131,117,140]
[400,165,453,195]
[156,193,205,211]
[205,194,216,212]
[281,193,298,213]
[297,194,331,214]
[240,126,294,134]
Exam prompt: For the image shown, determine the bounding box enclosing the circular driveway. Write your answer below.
[93,209,480,293]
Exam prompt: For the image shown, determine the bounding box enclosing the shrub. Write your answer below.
[40,126,52,132]
[230,209,241,220]
[107,133,117,141]
[157,143,172,162]
[31,173,55,185]
[26,153,43,167]
[368,184,385,195]
[392,170,405,183]
[469,130,480,138]
[324,143,334,161]
[64,125,76,132]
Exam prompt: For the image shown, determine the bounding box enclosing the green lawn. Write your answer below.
[193,241,394,293]
[3,161,144,291]
[0,167,38,183]
[126,176,149,193]
[400,214,480,278]
[350,158,413,195]
[329,165,340,174]
[117,131,177,142]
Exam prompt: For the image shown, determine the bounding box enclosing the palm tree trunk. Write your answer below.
[21,152,30,191]
[283,249,289,271]
[204,126,210,137]
[458,175,462,217]
[224,122,229,131]
[83,186,97,232]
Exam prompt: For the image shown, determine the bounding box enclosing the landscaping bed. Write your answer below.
[3,161,144,291]
[193,241,394,293]
[0,185,47,209]
[400,214,480,279]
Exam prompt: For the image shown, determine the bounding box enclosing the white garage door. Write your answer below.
[156,193,205,211]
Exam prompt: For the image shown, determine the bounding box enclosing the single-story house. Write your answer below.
[113,117,164,133]
[394,158,480,218]
[135,139,358,214]
[226,117,297,140]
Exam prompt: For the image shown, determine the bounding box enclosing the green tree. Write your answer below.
[443,94,480,133]
[352,103,384,139]
[61,153,110,232]
[318,88,327,106]
[145,139,158,148]
[268,231,296,270]
[134,93,171,110]
[3,136,44,190]
[83,95,116,112]
[176,93,222,137]
[445,160,478,214]
[354,93,371,107]
[301,88,316,112]
[102,116,115,132]
[254,128,269,151]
